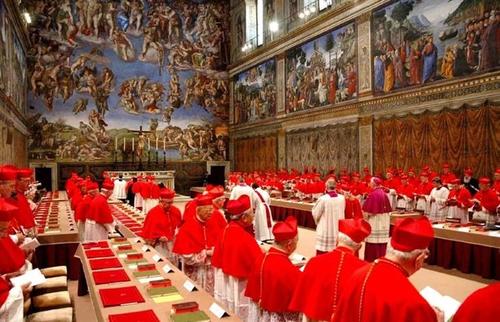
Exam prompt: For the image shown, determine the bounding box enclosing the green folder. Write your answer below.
[147,286,179,297]
[170,311,210,322]
[132,269,161,278]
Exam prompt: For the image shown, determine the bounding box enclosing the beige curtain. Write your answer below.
[374,102,500,178]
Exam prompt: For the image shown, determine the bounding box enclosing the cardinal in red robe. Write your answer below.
[395,175,415,210]
[472,177,499,226]
[75,181,98,241]
[173,194,223,295]
[245,216,301,322]
[341,186,363,220]
[289,218,371,321]
[447,179,472,224]
[333,217,440,322]
[452,282,500,322]
[141,188,182,263]
[84,179,115,241]
[0,199,28,277]
[212,195,263,320]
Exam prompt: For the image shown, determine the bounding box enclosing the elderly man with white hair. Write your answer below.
[289,218,372,321]
[312,178,345,255]
[362,177,392,262]
[333,217,444,322]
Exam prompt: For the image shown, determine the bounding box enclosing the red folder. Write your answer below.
[99,286,145,307]
[108,310,160,322]
[92,269,130,285]
[85,248,114,258]
[89,258,122,270]
[83,241,109,249]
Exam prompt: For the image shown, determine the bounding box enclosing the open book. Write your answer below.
[420,286,461,322]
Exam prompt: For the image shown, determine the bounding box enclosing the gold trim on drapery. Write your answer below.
[373,102,500,178]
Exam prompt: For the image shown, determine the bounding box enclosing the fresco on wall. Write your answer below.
[372,0,499,94]
[0,2,6,94]
[23,0,229,162]
[285,22,357,114]
[233,59,276,124]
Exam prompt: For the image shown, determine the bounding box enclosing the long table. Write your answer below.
[191,187,500,280]
[76,238,241,322]
[32,196,81,280]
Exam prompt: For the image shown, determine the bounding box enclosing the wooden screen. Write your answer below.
[234,135,278,172]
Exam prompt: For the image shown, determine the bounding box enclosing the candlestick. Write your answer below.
[123,137,126,150]
[132,137,135,151]
[155,137,158,150]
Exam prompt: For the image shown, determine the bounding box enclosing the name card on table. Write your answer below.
[141,245,150,252]
[162,264,173,273]
[183,280,197,292]
[209,303,229,318]
[152,254,163,263]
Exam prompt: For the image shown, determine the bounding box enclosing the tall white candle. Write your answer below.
[115,137,118,151]
[132,138,135,151]
[123,137,126,150]
[163,137,166,151]
[148,137,151,150]
[155,137,159,150]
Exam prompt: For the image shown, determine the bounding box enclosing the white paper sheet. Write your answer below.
[10,269,46,287]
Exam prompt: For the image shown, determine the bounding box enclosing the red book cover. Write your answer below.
[108,310,160,322]
[149,279,172,288]
[92,269,130,285]
[127,253,143,260]
[85,248,114,259]
[118,245,133,251]
[99,286,145,307]
[137,264,156,272]
[83,241,109,249]
[89,258,122,270]
[172,301,199,314]
[113,237,127,242]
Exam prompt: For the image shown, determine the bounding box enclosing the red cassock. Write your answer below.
[441,173,456,185]
[89,194,113,224]
[182,199,197,222]
[172,215,223,254]
[245,247,300,313]
[474,189,499,213]
[8,193,35,229]
[448,188,472,208]
[494,180,500,195]
[150,184,160,199]
[396,183,415,199]
[452,283,500,322]
[75,194,93,222]
[333,258,437,322]
[0,236,26,275]
[415,182,433,196]
[344,198,363,219]
[70,189,83,211]
[211,221,263,279]
[0,277,11,308]
[383,178,401,190]
[132,181,142,195]
[209,209,227,231]
[350,182,367,196]
[289,246,367,321]
[141,205,181,241]
[140,182,152,199]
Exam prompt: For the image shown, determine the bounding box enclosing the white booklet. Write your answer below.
[10,268,46,287]
[21,237,40,251]
[420,286,461,322]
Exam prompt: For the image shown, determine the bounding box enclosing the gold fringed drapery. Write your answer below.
[373,102,500,178]
[233,135,278,172]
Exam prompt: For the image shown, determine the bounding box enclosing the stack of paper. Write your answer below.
[420,286,461,322]
[11,269,46,287]
[147,285,183,304]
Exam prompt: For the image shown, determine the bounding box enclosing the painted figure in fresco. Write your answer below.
[422,35,437,83]
[128,0,144,32]
[104,2,118,40]
[112,30,135,61]
[56,0,77,46]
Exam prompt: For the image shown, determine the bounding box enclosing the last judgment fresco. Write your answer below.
[23,0,229,162]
